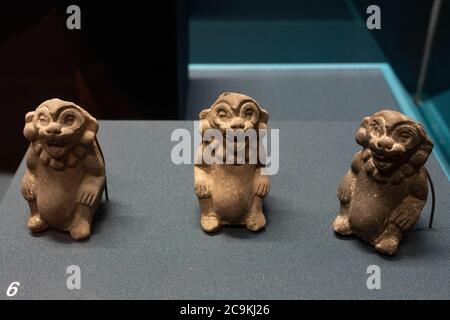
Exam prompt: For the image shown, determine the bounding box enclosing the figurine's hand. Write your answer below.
[77,186,100,207]
[337,185,352,204]
[21,172,37,201]
[195,180,211,199]
[21,185,36,201]
[391,210,419,231]
[255,175,269,198]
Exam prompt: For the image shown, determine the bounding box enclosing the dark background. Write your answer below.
[0,0,187,171]
[354,0,450,97]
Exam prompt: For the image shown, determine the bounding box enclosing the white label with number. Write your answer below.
[6,282,20,297]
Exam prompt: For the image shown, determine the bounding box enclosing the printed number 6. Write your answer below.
[6,282,20,297]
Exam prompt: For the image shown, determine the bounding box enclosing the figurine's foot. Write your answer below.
[374,235,400,255]
[27,215,48,233]
[68,220,92,240]
[201,215,221,233]
[332,215,352,235]
[245,212,266,232]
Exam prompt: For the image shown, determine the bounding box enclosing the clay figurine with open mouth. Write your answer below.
[332,109,434,255]
[21,98,107,240]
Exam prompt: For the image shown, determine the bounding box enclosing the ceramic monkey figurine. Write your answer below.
[21,98,106,240]
[194,92,270,233]
[333,110,433,255]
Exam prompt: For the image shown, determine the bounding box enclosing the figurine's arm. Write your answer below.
[337,151,361,204]
[194,164,211,199]
[254,167,269,198]
[21,146,38,201]
[78,151,106,207]
[390,170,428,231]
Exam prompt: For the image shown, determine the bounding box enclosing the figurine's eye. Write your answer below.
[58,108,84,129]
[240,104,259,123]
[394,128,416,145]
[244,109,253,119]
[401,132,411,139]
[369,119,384,137]
[217,109,228,119]
[63,115,76,126]
[38,114,50,126]
[212,104,233,127]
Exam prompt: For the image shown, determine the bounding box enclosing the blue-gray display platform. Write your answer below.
[0,121,449,299]
[0,172,13,202]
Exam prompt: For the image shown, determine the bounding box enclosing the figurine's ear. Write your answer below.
[199,108,209,120]
[199,108,211,134]
[23,111,38,142]
[258,107,269,130]
[80,113,99,145]
[410,123,434,168]
[355,116,370,147]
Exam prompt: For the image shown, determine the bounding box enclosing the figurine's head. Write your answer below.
[200,92,268,132]
[197,92,269,161]
[356,110,433,177]
[24,98,98,159]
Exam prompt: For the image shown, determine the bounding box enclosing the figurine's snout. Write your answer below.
[230,117,245,129]
[376,137,394,150]
[45,122,62,135]
[371,137,395,154]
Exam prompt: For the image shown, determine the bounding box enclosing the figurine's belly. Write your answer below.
[348,193,391,243]
[348,177,404,243]
[36,169,83,229]
[210,164,256,223]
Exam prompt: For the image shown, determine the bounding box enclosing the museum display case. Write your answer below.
[0,0,449,303]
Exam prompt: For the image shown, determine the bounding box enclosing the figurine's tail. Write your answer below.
[425,168,435,228]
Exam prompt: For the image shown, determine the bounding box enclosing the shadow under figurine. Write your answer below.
[194,92,270,233]
[21,98,106,240]
[333,110,433,255]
